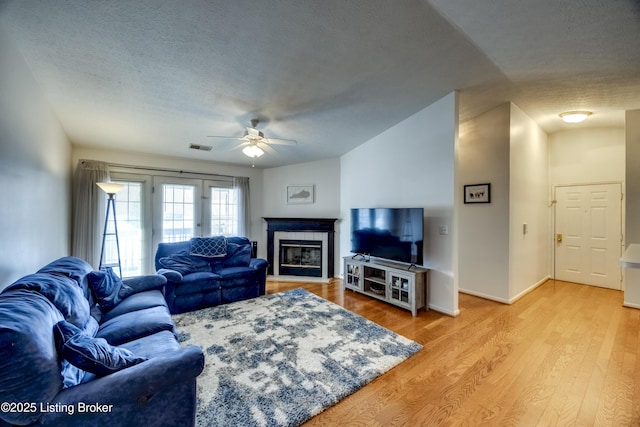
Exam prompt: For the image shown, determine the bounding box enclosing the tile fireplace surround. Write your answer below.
[263,218,338,280]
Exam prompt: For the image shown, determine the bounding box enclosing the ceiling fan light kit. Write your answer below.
[242,145,264,158]
[560,111,592,123]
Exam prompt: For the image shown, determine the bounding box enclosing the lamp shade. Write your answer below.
[242,145,264,158]
[96,182,124,195]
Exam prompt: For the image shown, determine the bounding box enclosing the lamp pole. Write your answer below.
[97,182,124,277]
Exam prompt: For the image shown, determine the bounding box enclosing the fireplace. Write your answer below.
[264,218,338,279]
[279,240,322,277]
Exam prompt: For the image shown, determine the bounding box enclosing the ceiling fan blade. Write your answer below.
[200,138,248,152]
[206,135,245,140]
[258,142,278,155]
[230,141,250,150]
[264,137,297,146]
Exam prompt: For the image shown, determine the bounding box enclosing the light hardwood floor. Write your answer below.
[266,279,640,426]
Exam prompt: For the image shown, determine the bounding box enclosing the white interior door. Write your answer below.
[554,183,622,289]
[152,177,203,251]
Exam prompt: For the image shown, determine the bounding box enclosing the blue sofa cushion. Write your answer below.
[37,256,94,298]
[123,274,166,294]
[96,305,175,346]
[223,242,252,268]
[158,250,212,275]
[54,320,147,377]
[215,266,257,283]
[0,290,64,425]
[88,267,133,311]
[5,272,90,328]
[100,290,168,323]
[175,271,221,296]
[119,330,181,359]
[59,316,100,388]
[37,257,104,322]
[190,236,227,257]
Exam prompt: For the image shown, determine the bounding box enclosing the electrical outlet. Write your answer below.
[439,225,449,235]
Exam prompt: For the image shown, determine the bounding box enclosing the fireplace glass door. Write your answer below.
[279,240,322,277]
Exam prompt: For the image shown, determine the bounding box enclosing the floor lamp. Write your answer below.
[97,182,124,277]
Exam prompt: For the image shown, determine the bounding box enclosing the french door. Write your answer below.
[151,177,203,253]
[111,174,237,276]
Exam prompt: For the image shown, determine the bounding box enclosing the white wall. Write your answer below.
[340,93,458,315]
[457,103,550,303]
[262,157,341,218]
[72,147,266,254]
[624,110,640,308]
[262,157,341,271]
[457,103,511,301]
[549,127,625,186]
[0,26,71,289]
[509,104,550,300]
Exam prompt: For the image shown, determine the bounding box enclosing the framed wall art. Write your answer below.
[287,185,314,204]
[464,183,491,204]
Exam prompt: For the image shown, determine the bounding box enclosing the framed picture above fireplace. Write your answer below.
[287,184,314,204]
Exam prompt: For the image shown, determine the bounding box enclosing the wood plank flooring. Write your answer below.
[266,279,640,426]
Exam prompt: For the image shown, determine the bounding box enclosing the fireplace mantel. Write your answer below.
[263,218,338,277]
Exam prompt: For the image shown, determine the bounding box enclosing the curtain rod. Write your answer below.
[105,162,248,180]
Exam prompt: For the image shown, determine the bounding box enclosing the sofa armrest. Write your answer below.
[122,274,167,295]
[40,346,204,426]
[249,258,268,271]
[157,268,183,283]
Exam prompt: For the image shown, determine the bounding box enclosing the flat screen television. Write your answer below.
[350,207,424,265]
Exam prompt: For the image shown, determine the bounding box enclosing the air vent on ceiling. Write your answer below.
[189,143,212,152]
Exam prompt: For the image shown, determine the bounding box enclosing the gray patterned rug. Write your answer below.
[172,288,422,427]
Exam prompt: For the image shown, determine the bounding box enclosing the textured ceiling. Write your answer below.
[1,0,639,168]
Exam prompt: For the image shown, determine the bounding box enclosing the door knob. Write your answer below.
[556,233,563,243]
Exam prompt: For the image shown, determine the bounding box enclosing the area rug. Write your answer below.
[172,288,422,427]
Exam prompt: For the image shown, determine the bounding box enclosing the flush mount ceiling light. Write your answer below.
[560,111,592,123]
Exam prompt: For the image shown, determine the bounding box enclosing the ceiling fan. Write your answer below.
[207,119,297,166]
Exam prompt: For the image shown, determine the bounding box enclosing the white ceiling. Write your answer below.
[1,0,639,168]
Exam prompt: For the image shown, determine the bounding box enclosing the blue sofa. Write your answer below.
[0,257,204,427]
[154,236,268,314]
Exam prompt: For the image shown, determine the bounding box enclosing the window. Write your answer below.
[112,181,144,277]
[161,184,196,242]
[210,187,238,236]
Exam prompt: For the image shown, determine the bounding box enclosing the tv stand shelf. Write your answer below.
[343,256,428,316]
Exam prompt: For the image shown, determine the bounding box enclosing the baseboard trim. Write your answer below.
[459,275,551,305]
[508,276,550,304]
[623,301,640,310]
[458,289,510,304]
[427,303,460,317]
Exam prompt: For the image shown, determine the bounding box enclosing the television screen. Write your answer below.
[350,208,424,264]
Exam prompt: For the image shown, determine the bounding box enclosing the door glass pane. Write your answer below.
[162,184,195,242]
[210,187,237,236]
[113,182,143,277]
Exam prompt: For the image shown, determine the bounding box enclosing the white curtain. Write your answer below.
[71,160,110,268]
[234,177,250,238]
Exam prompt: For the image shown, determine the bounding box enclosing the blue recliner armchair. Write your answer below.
[155,236,268,314]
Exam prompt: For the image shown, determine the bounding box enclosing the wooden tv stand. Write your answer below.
[343,256,428,316]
